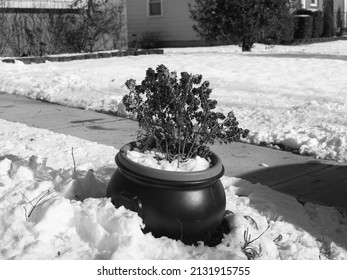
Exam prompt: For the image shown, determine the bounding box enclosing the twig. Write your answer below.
[177,127,181,168]
[53,235,65,242]
[20,191,34,207]
[30,190,55,217]
[273,234,283,245]
[20,191,33,221]
[28,189,56,219]
[21,189,56,221]
[248,223,270,244]
[241,224,271,260]
[71,147,76,171]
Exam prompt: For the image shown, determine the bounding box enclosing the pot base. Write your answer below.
[204,210,232,247]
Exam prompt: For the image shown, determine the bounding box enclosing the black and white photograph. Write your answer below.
[0,0,347,272]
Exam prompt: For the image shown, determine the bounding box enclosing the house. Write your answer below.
[299,0,347,34]
[300,0,345,18]
[126,0,347,48]
[2,0,346,54]
[300,1,346,25]
[126,0,203,48]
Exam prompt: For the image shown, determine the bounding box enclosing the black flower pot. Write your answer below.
[106,142,226,245]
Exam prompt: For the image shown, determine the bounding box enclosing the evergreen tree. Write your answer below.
[189,0,294,51]
[322,1,334,37]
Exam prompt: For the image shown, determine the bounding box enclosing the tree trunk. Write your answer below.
[241,37,253,52]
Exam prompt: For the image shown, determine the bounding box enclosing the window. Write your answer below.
[148,0,162,17]
[311,0,318,7]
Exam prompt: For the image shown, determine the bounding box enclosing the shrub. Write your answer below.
[49,14,88,53]
[322,3,334,37]
[279,15,295,44]
[139,32,158,49]
[71,0,127,52]
[336,7,343,36]
[263,12,295,45]
[312,11,324,38]
[189,0,293,52]
[122,65,249,164]
[294,15,313,39]
[0,0,126,56]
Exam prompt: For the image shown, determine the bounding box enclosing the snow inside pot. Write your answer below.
[106,142,226,245]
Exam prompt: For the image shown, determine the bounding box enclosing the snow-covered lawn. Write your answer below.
[1,119,347,260]
[1,41,347,162]
[1,41,347,260]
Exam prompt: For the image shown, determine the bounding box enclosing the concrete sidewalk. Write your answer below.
[1,92,346,213]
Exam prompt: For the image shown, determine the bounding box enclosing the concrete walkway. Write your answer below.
[1,92,346,213]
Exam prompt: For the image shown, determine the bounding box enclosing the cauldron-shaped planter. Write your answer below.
[106,142,226,245]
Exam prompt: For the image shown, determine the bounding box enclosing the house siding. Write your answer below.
[126,0,203,47]
[301,0,346,28]
[300,0,323,10]
[128,0,346,48]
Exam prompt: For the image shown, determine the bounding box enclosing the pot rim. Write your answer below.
[115,142,225,182]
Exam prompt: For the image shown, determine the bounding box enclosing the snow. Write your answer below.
[1,41,347,162]
[1,119,347,260]
[1,41,347,260]
[126,150,211,172]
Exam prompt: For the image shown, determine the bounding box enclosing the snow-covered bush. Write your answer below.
[122,64,249,166]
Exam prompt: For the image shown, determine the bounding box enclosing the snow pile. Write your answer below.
[1,119,347,260]
[1,41,347,162]
[127,150,210,172]
[164,40,347,55]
